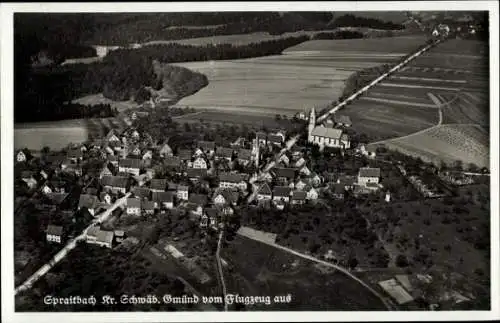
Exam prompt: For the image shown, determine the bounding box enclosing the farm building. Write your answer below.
[357,167,381,187]
[378,279,414,305]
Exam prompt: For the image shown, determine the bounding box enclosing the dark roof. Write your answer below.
[274,168,297,179]
[96,230,114,244]
[187,168,207,178]
[127,197,141,208]
[238,149,252,160]
[119,158,141,169]
[132,187,151,199]
[152,191,174,203]
[334,114,352,125]
[101,176,128,188]
[273,186,292,197]
[359,167,381,178]
[166,182,178,191]
[178,149,192,161]
[198,141,215,150]
[177,185,189,192]
[332,183,345,194]
[214,188,239,204]
[46,224,63,236]
[142,200,155,210]
[164,156,182,167]
[291,190,307,200]
[268,134,283,143]
[78,194,98,209]
[188,193,208,206]
[338,175,356,185]
[216,147,234,158]
[257,183,272,195]
[219,172,248,183]
[150,179,167,191]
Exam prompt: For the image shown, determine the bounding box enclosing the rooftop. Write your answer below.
[311,127,343,139]
[46,224,63,236]
[273,186,292,197]
[151,191,174,203]
[359,167,381,178]
[127,197,141,208]
[78,194,98,209]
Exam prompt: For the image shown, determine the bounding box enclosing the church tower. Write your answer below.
[308,107,316,141]
[252,137,260,170]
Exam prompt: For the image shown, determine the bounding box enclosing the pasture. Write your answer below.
[15,120,88,150]
[222,235,387,311]
[371,125,489,168]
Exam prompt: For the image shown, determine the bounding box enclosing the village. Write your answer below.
[14,102,489,310]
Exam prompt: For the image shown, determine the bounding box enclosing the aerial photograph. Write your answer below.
[11,10,491,313]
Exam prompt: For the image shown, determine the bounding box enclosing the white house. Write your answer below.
[219,173,248,191]
[46,225,63,244]
[193,157,208,169]
[152,192,174,209]
[306,187,319,200]
[295,179,307,191]
[118,158,141,176]
[177,185,189,201]
[358,167,381,187]
[159,143,173,157]
[272,186,292,204]
[126,198,142,216]
[41,184,53,195]
[256,183,272,201]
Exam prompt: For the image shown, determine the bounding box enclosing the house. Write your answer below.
[268,134,283,147]
[151,191,174,209]
[118,158,141,176]
[237,149,253,165]
[218,172,248,191]
[21,171,38,189]
[142,200,155,215]
[63,163,83,176]
[100,192,112,205]
[192,157,208,169]
[78,194,98,216]
[358,167,381,186]
[126,198,142,216]
[274,131,287,142]
[272,186,292,204]
[16,150,27,162]
[100,163,114,179]
[231,137,246,148]
[299,165,311,176]
[215,147,234,162]
[131,130,140,139]
[159,143,173,157]
[308,108,351,149]
[337,175,356,191]
[198,141,216,155]
[164,156,182,170]
[278,154,290,167]
[107,155,119,167]
[306,186,319,200]
[177,185,189,201]
[46,225,63,244]
[127,145,142,157]
[213,188,239,206]
[41,183,54,195]
[334,114,352,127]
[142,150,153,160]
[291,191,307,205]
[306,172,322,187]
[67,148,83,163]
[256,183,272,201]
[177,149,192,163]
[273,168,297,185]
[378,279,414,305]
[187,194,208,216]
[101,176,129,194]
[294,157,306,168]
[133,173,150,187]
[132,187,151,200]
[256,132,267,146]
[331,183,345,200]
[295,179,308,191]
[105,129,120,143]
[92,228,114,249]
[186,168,207,182]
[150,179,168,192]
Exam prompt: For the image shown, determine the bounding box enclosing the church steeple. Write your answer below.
[308,107,316,139]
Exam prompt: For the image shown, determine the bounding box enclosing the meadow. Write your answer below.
[14,120,89,150]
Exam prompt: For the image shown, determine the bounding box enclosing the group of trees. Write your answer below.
[328,14,405,30]
[312,30,365,40]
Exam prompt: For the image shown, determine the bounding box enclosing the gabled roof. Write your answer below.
[96,230,114,245]
[119,158,141,169]
[187,168,207,178]
[150,179,168,191]
[273,167,297,179]
[198,141,215,150]
[188,193,208,206]
[359,167,381,178]
[257,183,272,195]
[219,172,248,183]
[132,187,151,199]
[237,149,252,160]
[216,147,234,158]
[273,186,292,197]
[334,114,352,125]
[159,143,173,153]
[142,200,155,210]
[291,190,307,200]
[214,188,239,204]
[178,149,192,161]
[46,224,63,236]
[310,127,343,139]
[127,197,141,208]
[78,194,98,209]
[101,175,128,188]
[105,129,119,141]
[151,191,174,203]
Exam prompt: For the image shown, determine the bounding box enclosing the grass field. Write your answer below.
[73,93,138,112]
[222,235,388,311]
[371,125,489,168]
[438,92,489,126]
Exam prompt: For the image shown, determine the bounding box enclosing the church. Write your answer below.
[307,108,351,149]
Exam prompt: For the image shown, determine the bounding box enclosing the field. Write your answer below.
[174,110,284,128]
[222,235,388,311]
[73,93,138,112]
[372,125,489,168]
[172,36,427,117]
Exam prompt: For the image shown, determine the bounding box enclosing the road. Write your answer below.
[215,230,228,311]
[238,230,394,310]
[15,192,132,295]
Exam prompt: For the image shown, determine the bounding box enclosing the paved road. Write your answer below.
[238,230,394,310]
[15,192,132,295]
